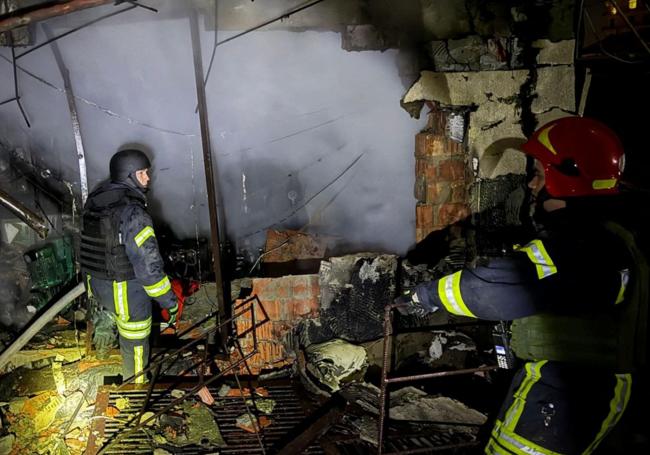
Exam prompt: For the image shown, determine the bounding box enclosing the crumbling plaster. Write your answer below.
[403,40,576,179]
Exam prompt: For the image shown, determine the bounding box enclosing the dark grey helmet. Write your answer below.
[110,149,151,183]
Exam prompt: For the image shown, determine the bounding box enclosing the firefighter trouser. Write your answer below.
[486,361,632,455]
[87,276,152,384]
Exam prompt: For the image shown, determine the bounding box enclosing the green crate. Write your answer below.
[23,236,75,290]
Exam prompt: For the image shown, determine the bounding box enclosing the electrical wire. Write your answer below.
[583,6,645,64]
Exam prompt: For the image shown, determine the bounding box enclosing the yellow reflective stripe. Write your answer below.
[143,276,171,297]
[86,274,93,298]
[492,422,563,455]
[134,346,145,384]
[538,124,558,155]
[592,179,617,190]
[485,436,516,455]
[117,317,152,339]
[113,281,129,322]
[503,361,547,431]
[134,226,155,247]
[615,269,630,305]
[516,239,557,279]
[437,271,477,318]
[582,374,632,455]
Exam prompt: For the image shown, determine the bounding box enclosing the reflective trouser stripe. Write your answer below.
[516,239,557,279]
[485,437,517,455]
[113,281,129,322]
[86,274,93,298]
[615,269,630,305]
[491,421,564,455]
[134,346,145,384]
[437,271,477,318]
[143,276,171,297]
[502,361,547,430]
[134,226,155,247]
[582,374,632,454]
[116,317,152,340]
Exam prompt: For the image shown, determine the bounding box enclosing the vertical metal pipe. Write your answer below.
[189,8,227,345]
[378,304,394,455]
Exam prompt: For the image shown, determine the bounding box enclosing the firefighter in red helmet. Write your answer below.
[397,117,645,454]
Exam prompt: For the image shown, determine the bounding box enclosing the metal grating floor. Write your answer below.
[88,384,325,454]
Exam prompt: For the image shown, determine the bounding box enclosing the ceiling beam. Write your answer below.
[0,0,113,34]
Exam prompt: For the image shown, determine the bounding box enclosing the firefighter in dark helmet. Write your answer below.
[396,117,646,454]
[80,149,178,383]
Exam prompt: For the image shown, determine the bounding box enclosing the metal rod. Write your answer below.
[125,0,157,13]
[203,0,327,87]
[10,40,30,128]
[383,441,480,455]
[378,304,393,455]
[97,295,268,452]
[386,365,499,384]
[0,282,85,370]
[0,96,17,107]
[43,23,89,205]
[609,0,650,57]
[189,7,228,347]
[16,6,136,60]
[0,186,49,238]
[0,0,115,34]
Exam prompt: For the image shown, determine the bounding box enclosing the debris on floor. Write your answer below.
[235,413,272,434]
[305,338,368,393]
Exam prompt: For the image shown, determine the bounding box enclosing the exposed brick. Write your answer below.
[251,278,276,299]
[415,133,446,157]
[437,203,471,227]
[449,181,468,204]
[437,159,467,182]
[416,131,466,158]
[263,230,326,263]
[414,176,427,202]
[415,158,437,180]
[290,297,319,317]
[224,275,320,375]
[429,182,451,205]
[416,203,435,230]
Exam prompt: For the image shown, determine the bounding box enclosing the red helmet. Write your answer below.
[522,117,625,197]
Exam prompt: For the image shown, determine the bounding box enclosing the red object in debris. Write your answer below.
[161,278,200,322]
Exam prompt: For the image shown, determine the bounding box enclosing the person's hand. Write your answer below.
[393,290,432,318]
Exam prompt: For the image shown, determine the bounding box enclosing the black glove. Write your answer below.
[394,289,433,318]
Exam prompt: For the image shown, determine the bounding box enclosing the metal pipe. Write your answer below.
[189,7,228,347]
[0,282,85,370]
[0,186,49,238]
[378,304,394,455]
[385,365,499,384]
[44,23,89,205]
[0,0,115,34]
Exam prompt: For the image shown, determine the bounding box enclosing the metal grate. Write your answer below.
[88,384,325,454]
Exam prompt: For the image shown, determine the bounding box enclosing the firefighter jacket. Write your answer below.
[413,209,634,322]
[81,181,177,311]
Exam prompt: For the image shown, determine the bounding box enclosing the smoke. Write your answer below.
[0,0,426,258]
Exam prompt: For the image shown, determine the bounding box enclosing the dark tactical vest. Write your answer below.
[80,184,143,281]
[511,221,648,372]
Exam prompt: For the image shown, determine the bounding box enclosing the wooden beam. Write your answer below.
[0,0,113,34]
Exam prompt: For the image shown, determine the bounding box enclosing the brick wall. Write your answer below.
[415,108,471,242]
[217,275,320,375]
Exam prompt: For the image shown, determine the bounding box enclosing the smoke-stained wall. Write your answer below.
[0,1,426,257]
